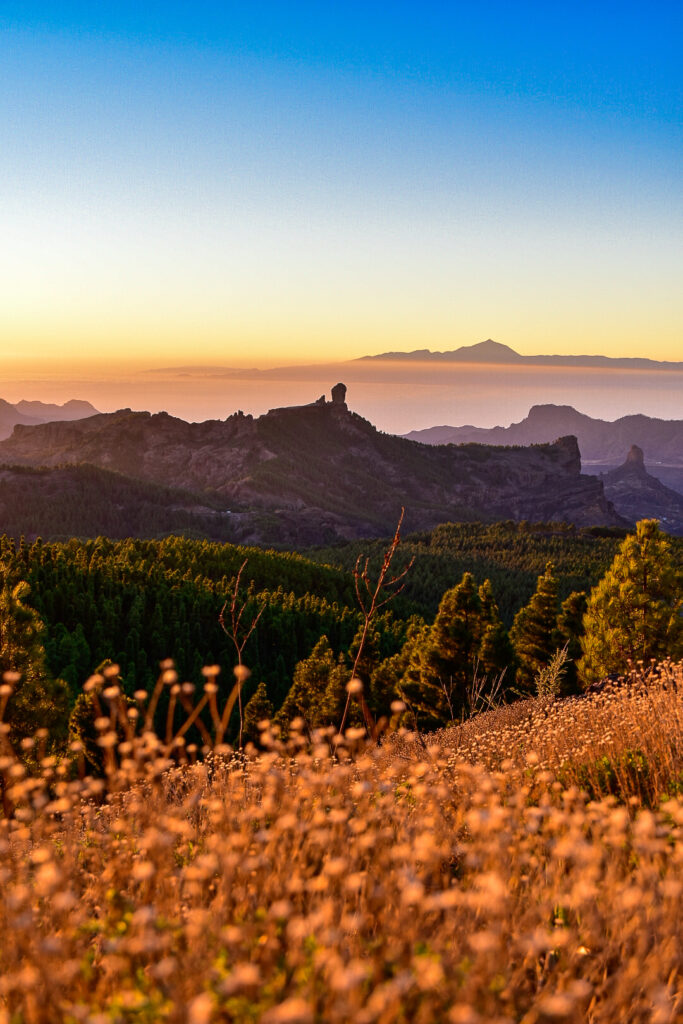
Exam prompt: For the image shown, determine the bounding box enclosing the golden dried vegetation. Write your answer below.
[0,662,681,1024]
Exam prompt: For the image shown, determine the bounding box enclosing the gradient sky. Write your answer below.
[1,1,681,369]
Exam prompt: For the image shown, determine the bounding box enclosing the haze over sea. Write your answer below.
[1,358,681,434]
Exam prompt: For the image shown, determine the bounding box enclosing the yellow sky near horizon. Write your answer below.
[1,324,681,375]
[2,6,682,374]
[3,179,682,371]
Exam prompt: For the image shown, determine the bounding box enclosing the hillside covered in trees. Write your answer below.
[310,520,638,623]
[0,521,680,748]
[0,464,238,542]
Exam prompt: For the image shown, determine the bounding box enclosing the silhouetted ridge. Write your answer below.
[0,386,624,544]
[0,397,100,440]
[361,339,683,370]
[599,448,683,534]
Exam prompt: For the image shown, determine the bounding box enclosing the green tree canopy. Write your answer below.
[509,562,561,693]
[579,520,683,685]
[275,636,347,733]
[477,580,515,681]
[0,573,69,743]
[399,573,511,726]
[243,681,275,745]
[556,590,588,694]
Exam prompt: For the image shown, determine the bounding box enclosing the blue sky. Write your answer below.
[1,1,681,366]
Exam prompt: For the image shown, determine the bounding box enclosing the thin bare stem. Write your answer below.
[219,560,266,747]
[338,509,414,739]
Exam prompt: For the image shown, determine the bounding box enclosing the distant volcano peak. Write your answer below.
[358,340,683,370]
[464,339,518,357]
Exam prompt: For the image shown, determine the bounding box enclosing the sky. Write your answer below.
[0,1,681,373]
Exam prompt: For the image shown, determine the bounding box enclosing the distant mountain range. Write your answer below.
[0,387,624,546]
[405,404,683,493]
[0,398,99,440]
[404,404,683,533]
[359,338,683,371]
[0,463,236,543]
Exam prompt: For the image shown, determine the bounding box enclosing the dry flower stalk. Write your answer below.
[0,661,680,1023]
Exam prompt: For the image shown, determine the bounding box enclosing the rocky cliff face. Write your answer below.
[601,446,683,536]
[0,389,625,543]
[404,404,683,495]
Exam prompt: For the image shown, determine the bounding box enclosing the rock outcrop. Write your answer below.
[601,447,683,535]
[404,404,683,496]
[0,389,625,544]
[331,382,347,406]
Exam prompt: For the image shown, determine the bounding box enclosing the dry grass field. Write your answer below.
[0,663,681,1023]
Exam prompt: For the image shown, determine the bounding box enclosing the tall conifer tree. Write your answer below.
[243,681,274,744]
[400,573,512,726]
[477,580,515,681]
[557,590,588,694]
[509,562,560,693]
[276,636,347,732]
[0,575,69,742]
[579,520,682,684]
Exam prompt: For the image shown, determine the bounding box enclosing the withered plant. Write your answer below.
[338,508,414,738]
[219,560,266,747]
[0,662,681,1023]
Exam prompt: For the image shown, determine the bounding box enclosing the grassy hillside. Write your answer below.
[0,662,680,1022]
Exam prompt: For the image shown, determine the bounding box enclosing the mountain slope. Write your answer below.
[0,398,100,440]
[361,339,683,370]
[601,447,683,535]
[0,389,625,542]
[0,399,42,438]
[14,398,99,421]
[0,464,238,542]
[405,404,683,494]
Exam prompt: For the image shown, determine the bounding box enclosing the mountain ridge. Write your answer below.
[0,388,624,544]
[598,446,683,535]
[360,339,683,370]
[404,404,683,532]
[0,397,100,440]
[405,404,683,488]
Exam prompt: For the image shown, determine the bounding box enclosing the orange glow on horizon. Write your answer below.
[2,320,682,376]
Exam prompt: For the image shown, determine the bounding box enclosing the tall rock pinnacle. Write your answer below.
[625,444,645,468]
[331,383,347,406]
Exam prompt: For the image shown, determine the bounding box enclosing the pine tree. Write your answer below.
[276,636,346,732]
[579,520,683,685]
[477,580,515,682]
[557,590,587,694]
[509,562,561,693]
[400,573,489,726]
[398,622,446,727]
[347,624,381,688]
[319,652,354,726]
[243,681,274,744]
[0,575,69,743]
[370,618,425,718]
[68,663,133,773]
